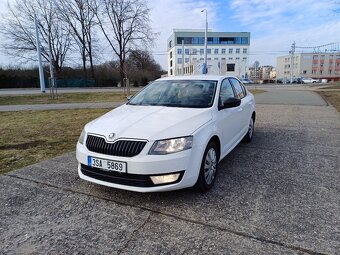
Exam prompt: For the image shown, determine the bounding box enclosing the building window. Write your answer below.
[193,58,197,60]
[228,57,233,60]
[168,40,172,48]
[303,70,307,74]
[214,58,218,60]
[320,55,325,60]
[243,57,247,60]
[221,57,226,60]
[243,48,247,54]
[222,49,226,54]
[227,64,235,72]
[336,55,340,60]
[170,60,172,67]
[200,58,204,60]
[185,49,189,55]
[207,58,211,60]
[236,57,240,60]
[177,49,182,54]
[185,58,189,63]
[170,51,172,59]
[313,55,318,60]
[207,49,211,54]
[329,70,332,74]
[170,69,173,75]
[200,49,204,55]
[214,49,218,54]
[236,48,240,54]
[192,49,197,55]
[177,58,182,64]
[320,70,323,74]
[229,48,233,54]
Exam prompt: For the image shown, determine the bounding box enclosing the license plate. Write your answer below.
[88,156,127,173]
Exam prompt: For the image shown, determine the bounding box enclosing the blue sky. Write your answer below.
[149,0,340,68]
[0,0,339,69]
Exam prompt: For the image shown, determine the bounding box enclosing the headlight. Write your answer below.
[149,136,193,155]
[78,129,86,144]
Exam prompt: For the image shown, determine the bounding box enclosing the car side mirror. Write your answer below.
[219,97,241,110]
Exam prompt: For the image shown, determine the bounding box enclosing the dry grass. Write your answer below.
[249,89,266,94]
[319,84,340,90]
[0,92,129,105]
[317,91,340,112]
[0,108,110,174]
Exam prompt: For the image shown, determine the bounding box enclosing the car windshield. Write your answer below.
[128,80,217,108]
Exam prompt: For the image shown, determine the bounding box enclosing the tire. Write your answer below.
[243,116,254,143]
[195,142,219,192]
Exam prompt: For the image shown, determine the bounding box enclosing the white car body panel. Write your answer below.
[86,105,213,141]
[76,75,256,192]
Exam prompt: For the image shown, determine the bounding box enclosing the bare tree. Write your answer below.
[92,0,156,86]
[57,0,97,79]
[0,0,72,74]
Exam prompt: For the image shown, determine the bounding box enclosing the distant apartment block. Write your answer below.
[249,65,275,83]
[167,29,250,77]
[276,52,340,81]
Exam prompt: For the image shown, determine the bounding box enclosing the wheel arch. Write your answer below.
[208,135,221,162]
[252,111,256,123]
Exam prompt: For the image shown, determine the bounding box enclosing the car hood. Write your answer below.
[85,104,212,141]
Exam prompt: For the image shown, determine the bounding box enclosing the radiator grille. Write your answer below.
[86,135,146,157]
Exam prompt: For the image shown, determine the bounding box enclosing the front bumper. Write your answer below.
[76,141,204,192]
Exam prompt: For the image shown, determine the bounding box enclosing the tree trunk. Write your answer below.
[88,40,95,80]
[82,46,87,79]
[119,61,125,88]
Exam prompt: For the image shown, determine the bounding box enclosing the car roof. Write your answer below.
[157,75,239,82]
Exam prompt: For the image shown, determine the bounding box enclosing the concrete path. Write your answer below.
[254,88,327,106]
[1,86,340,254]
[0,87,328,112]
[0,87,140,96]
[0,102,123,112]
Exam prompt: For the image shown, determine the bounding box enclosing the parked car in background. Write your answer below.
[240,78,253,84]
[301,77,319,84]
[76,75,256,192]
[292,78,303,84]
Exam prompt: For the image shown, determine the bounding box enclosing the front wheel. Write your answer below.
[243,117,254,143]
[195,142,218,192]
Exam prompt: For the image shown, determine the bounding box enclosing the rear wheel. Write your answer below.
[195,142,218,192]
[243,116,254,143]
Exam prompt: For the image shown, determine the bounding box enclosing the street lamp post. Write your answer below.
[201,9,208,74]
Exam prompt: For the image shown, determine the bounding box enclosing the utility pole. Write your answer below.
[289,41,295,83]
[201,9,208,74]
[182,40,184,75]
[34,13,45,93]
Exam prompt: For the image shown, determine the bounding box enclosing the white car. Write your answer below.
[76,75,256,192]
[301,77,318,84]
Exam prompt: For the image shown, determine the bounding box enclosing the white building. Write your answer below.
[167,29,250,77]
[276,52,340,82]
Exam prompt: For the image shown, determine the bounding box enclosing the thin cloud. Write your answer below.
[229,0,340,65]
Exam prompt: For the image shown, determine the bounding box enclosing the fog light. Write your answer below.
[150,173,180,185]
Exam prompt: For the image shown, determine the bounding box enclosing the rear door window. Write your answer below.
[230,78,245,99]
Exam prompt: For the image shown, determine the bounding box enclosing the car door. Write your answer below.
[229,78,252,135]
[216,78,243,156]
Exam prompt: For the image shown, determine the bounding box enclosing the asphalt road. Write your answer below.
[1,91,339,254]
